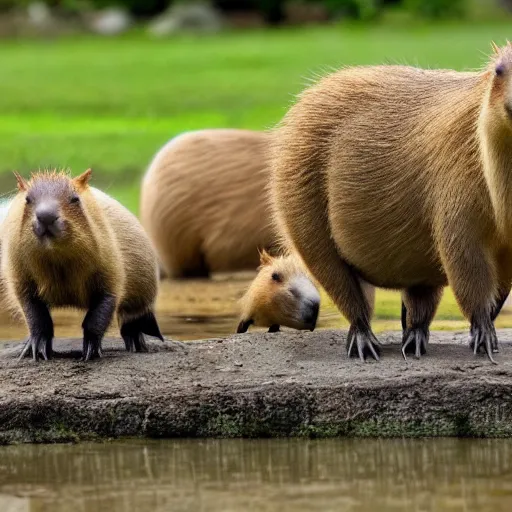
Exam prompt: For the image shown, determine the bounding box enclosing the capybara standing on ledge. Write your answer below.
[140,129,277,278]
[2,169,163,362]
[271,42,512,363]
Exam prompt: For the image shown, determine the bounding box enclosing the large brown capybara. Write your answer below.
[271,42,512,363]
[140,129,278,279]
[2,169,163,362]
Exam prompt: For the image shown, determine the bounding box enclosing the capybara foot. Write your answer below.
[18,336,53,362]
[121,311,164,353]
[268,324,280,333]
[469,318,498,364]
[346,323,380,362]
[401,327,429,360]
[81,336,102,362]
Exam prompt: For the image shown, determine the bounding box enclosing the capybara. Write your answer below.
[1,169,163,361]
[271,42,512,363]
[140,129,277,278]
[237,250,320,333]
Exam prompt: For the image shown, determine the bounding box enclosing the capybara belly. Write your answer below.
[328,203,446,289]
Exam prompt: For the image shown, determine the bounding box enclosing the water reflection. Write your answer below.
[1,439,512,511]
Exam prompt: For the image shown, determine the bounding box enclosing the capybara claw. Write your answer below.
[18,337,51,362]
[469,323,499,364]
[346,325,380,362]
[401,327,429,360]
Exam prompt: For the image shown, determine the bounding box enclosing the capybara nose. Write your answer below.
[36,207,58,227]
[304,301,320,330]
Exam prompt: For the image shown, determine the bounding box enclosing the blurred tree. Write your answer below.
[404,0,465,18]
[90,0,170,17]
[213,0,285,23]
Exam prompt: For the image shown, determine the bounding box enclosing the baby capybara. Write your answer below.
[237,250,320,333]
[2,169,163,361]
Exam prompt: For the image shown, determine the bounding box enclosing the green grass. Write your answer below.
[2,22,512,326]
[1,21,512,211]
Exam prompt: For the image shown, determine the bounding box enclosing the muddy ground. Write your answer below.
[1,329,512,443]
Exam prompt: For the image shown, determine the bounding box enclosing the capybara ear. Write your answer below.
[237,319,253,333]
[13,171,27,192]
[491,41,500,55]
[258,249,273,267]
[73,168,92,190]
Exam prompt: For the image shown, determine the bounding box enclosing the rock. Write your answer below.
[147,1,223,37]
[2,330,512,443]
[27,2,53,28]
[0,3,83,38]
[87,8,132,36]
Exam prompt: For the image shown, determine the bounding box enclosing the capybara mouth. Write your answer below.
[33,221,62,241]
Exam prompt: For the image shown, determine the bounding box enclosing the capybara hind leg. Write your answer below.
[81,293,116,361]
[440,235,498,363]
[401,286,443,359]
[18,291,54,362]
[171,251,210,279]
[121,311,164,352]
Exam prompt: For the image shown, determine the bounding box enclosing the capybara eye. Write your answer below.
[25,196,32,205]
[496,64,505,77]
[271,272,282,283]
[70,195,80,204]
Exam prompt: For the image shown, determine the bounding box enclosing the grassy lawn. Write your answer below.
[2,21,512,327]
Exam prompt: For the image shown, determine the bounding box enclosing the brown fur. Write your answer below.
[2,169,161,358]
[237,250,320,333]
[271,43,512,361]
[140,129,278,278]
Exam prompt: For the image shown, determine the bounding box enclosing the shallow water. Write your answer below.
[1,438,512,512]
[0,274,345,342]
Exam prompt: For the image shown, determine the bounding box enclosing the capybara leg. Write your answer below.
[293,246,378,361]
[236,319,253,333]
[81,293,116,362]
[120,320,146,352]
[121,311,163,353]
[401,286,443,359]
[440,237,498,363]
[18,293,54,362]
[173,252,210,279]
[469,287,511,346]
[268,324,280,333]
[401,301,408,332]
[274,156,377,360]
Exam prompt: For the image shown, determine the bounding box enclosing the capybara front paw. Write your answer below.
[401,327,429,360]
[18,336,52,362]
[81,338,102,362]
[346,323,380,362]
[469,320,499,364]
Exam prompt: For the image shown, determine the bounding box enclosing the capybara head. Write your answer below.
[488,41,512,122]
[13,169,93,248]
[237,250,320,333]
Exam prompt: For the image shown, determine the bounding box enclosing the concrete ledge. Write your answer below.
[1,330,512,444]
